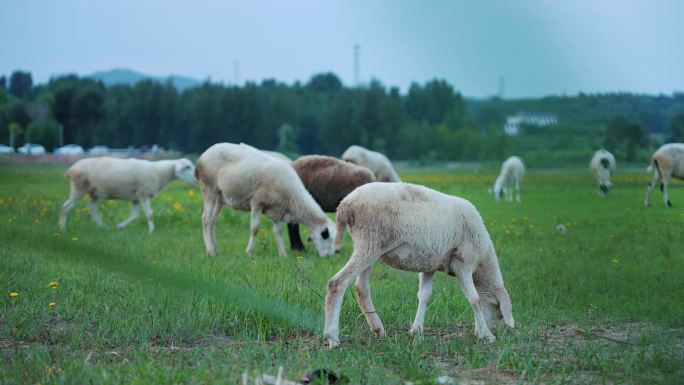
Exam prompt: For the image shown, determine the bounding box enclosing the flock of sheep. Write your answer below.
[56,142,684,348]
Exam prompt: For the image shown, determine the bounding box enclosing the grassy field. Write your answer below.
[1,163,683,384]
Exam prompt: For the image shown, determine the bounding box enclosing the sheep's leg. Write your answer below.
[272,221,288,257]
[87,195,105,227]
[354,266,385,337]
[645,168,660,206]
[140,198,155,233]
[506,186,513,202]
[515,179,521,203]
[201,190,223,256]
[324,251,375,348]
[455,268,496,343]
[116,202,140,229]
[288,223,306,251]
[59,189,85,231]
[662,175,673,207]
[245,207,262,256]
[409,271,434,338]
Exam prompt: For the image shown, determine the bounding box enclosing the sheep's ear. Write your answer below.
[496,288,515,328]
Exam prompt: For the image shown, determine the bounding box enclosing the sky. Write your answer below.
[1,0,683,98]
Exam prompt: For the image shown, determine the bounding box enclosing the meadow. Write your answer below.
[1,163,683,384]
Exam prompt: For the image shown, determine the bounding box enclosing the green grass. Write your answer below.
[1,164,683,384]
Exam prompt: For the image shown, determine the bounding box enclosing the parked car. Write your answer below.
[54,144,85,156]
[87,145,109,155]
[0,144,14,154]
[17,143,46,155]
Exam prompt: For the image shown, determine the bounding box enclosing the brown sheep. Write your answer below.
[288,155,376,252]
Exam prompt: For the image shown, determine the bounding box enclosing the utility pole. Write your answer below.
[234,61,240,86]
[354,44,360,86]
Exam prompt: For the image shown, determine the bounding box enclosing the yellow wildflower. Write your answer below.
[188,189,196,198]
[611,258,620,263]
[49,281,58,289]
[71,237,79,241]
[172,202,184,212]
[296,255,304,261]
[49,302,57,308]
[9,292,18,297]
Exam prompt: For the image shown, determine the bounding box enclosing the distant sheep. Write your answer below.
[590,149,616,196]
[195,143,336,257]
[288,155,376,251]
[324,182,514,348]
[492,156,525,202]
[645,143,684,207]
[59,157,196,233]
[341,145,401,182]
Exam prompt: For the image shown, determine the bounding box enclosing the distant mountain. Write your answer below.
[88,68,202,91]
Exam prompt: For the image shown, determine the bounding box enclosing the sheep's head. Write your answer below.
[492,185,504,201]
[599,180,612,195]
[480,287,515,331]
[174,158,196,185]
[309,221,336,258]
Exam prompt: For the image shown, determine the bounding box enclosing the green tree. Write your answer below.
[25,119,60,149]
[9,71,33,99]
[604,116,646,161]
[8,122,23,148]
[666,112,684,142]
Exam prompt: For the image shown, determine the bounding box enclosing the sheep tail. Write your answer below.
[646,157,654,173]
[194,162,203,182]
[64,167,77,180]
[333,204,352,252]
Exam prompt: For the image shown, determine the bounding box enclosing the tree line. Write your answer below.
[2,70,684,165]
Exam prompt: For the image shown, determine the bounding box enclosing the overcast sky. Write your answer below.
[1,0,682,98]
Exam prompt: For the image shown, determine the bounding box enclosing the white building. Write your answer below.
[504,112,558,135]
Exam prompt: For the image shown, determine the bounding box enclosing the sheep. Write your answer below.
[58,157,196,233]
[261,150,292,163]
[590,149,616,196]
[287,155,376,251]
[324,182,514,348]
[341,145,401,182]
[492,156,525,202]
[644,143,684,207]
[195,142,336,257]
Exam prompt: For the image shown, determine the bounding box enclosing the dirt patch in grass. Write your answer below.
[420,321,683,384]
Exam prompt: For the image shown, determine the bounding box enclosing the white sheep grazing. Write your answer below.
[590,149,616,196]
[195,142,336,257]
[324,182,514,348]
[341,145,401,182]
[645,143,684,207]
[492,156,525,202]
[59,157,196,233]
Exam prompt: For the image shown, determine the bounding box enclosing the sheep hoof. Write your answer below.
[409,327,423,339]
[325,335,340,349]
[483,334,496,344]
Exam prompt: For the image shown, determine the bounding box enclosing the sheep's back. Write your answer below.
[340,183,490,271]
[294,155,375,211]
